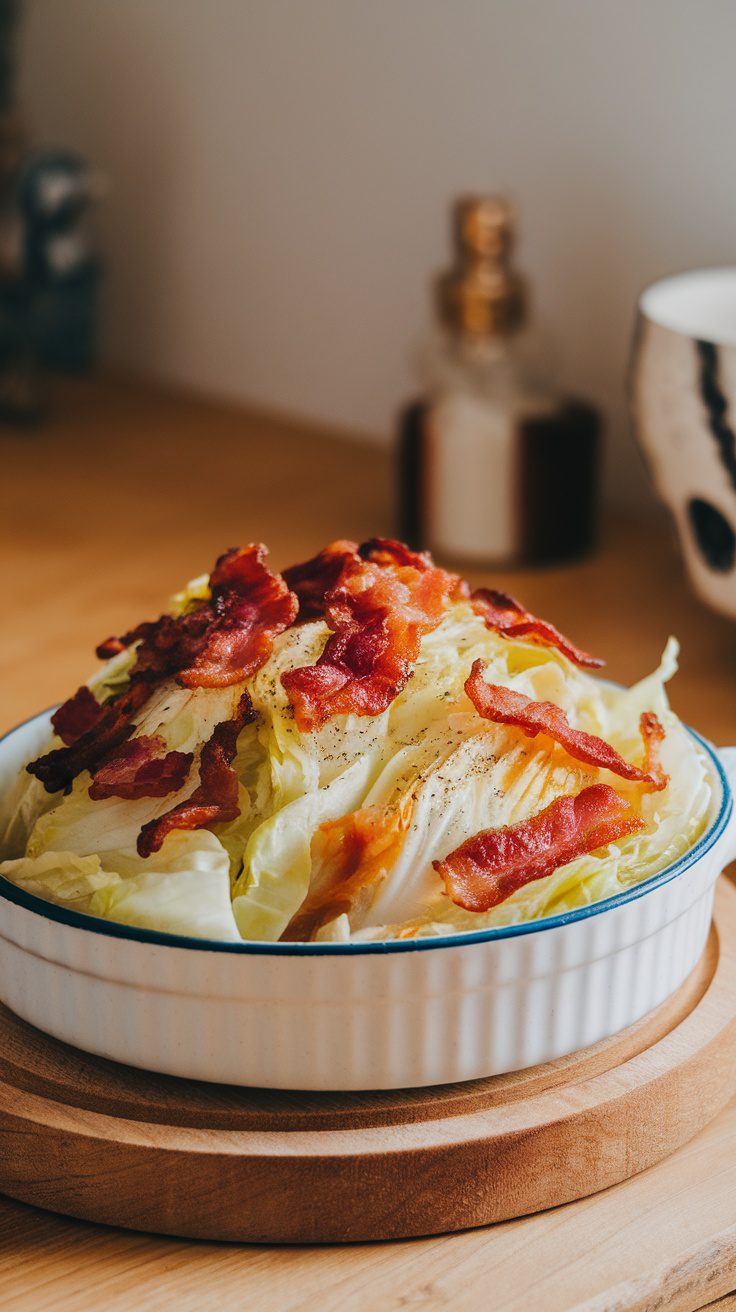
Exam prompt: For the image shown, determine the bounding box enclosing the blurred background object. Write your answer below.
[632,268,736,618]
[2,0,735,771]
[0,0,101,422]
[16,0,736,512]
[397,196,600,565]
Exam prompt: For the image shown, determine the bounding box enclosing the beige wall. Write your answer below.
[18,0,736,504]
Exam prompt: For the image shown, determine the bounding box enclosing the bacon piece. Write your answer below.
[640,711,667,789]
[360,538,431,568]
[32,615,208,793]
[283,803,411,941]
[470,588,603,669]
[465,661,669,791]
[137,692,255,857]
[359,538,470,598]
[178,545,298,688]
[283,540,359,620]
[27,681,151,794]
[51,686,107,746]
[31,546,293,794]
[89,735,193,802]
[97,546,297,691]
[282,543,459,730]
[282,537,466,624]
[434,784,644,913]
[97,607,213,672]
[96,636,129,659]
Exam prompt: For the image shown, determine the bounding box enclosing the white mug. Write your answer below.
[631,268,736,619]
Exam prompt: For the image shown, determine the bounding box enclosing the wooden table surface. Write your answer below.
[1,376,736,1310]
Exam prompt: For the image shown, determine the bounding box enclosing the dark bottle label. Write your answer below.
[517,401,600,564]
[396,399,428,550]
[396,395,600,566]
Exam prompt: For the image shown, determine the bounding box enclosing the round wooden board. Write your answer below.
[2,878,736,1245]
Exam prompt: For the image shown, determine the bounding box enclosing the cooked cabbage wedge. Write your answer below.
[0,582,716,943]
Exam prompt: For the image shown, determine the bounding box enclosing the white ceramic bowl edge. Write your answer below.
[0,712,733,1090]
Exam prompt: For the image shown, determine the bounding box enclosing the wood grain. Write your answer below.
[1,881,735,1247]
[2,1115,736,1312]
[1,377,736,1305]
[1,376,735,745]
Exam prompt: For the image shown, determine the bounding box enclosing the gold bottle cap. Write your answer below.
[436,195,527,338]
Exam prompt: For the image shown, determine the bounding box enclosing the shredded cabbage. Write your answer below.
[0,588,716,943]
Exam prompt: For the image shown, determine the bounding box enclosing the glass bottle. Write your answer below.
[397,196,601,566]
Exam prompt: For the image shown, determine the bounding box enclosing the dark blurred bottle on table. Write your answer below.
[0,1,102,424]
[397,196,601,566]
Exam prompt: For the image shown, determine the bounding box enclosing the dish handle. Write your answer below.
[718,747,736,867]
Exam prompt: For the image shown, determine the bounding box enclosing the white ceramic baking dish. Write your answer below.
[0,709,734,1091]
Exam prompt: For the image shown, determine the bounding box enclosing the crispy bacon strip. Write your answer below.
[97,546,297,690]
[471,588,603,669]
[360,539,431,569]
[283,540,359,620]
[283,803,411,941]
[96,635,128,659]
[359,538,470,598]
[99,610,212,682]
[51,686,108,746]
[282,540,460,730]
[89,736,193,802]
[137,692,255,857]
[281,537,467,628]
[639,711,667,789]
[465,661,668,791]
[27,681,151,794]
[179,545,298,688]
[434,784,644,913]
[31,545,295,795]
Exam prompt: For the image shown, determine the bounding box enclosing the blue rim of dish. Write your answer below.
[0,708,732,956]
